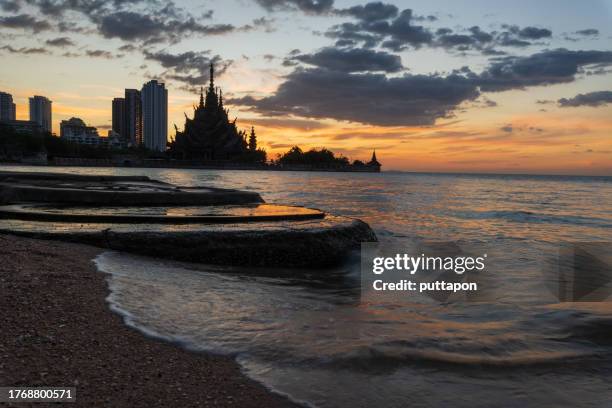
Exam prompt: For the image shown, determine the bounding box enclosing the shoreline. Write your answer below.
[0,161,381,173]
[0,234,296,407]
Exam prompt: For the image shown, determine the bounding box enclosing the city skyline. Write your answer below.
[1,0,612,174]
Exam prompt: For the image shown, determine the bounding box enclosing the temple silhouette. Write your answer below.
[169,64,250,161]
[365,150,381,171]
[167,63,379,171]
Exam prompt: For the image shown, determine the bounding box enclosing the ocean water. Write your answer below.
[6,166,612,407]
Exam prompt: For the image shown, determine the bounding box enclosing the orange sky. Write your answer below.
[8,78,612,175]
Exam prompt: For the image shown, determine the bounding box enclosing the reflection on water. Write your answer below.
[11,203,322,217]
[6,165,612,407]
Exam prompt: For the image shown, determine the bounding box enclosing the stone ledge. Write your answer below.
[0,216,376,268]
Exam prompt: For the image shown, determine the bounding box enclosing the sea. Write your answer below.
[5,166,612,407]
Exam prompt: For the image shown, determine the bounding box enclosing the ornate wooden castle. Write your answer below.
[169,64,249,161]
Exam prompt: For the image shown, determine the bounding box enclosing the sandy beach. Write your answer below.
[0,234,295,407]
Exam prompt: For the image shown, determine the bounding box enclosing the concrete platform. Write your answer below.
[0,171,263,205]
[0,216,375,268]
[0,170,377,268]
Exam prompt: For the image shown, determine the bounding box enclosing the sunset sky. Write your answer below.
[1,0,611,174]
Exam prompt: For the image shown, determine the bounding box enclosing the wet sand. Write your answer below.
[0,234,295,407]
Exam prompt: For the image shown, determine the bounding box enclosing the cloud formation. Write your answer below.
[0,0,265,46]
[477,48,612,91]
[1,44,48,54]
[96,11,235,44]
[336,1,398,22]
[0,0,20,12]
[85,49,114,58]
[230,67,479,126]
[575,29,599,36]
[292,47,403,72]
[0,13,51,32]
[143,50,230,89]
[254,0,334,14]
[326,8,433,51]
[232,48,612,126]
[558,91,612,107]
[324,3,554,54]
[45,36,75,47]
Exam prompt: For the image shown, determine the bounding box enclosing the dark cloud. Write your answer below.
[412,14,437,22]
[25,0,153,18]
[477,48,612,92]
[118,43,136,52]
[336,2,398,22]
[229,67,479,126]
[0,13,51,32]
[481,48,506,56]
[575,29,599,36]
[254,0,334,14]
[26,0,107,17]
[231,48,612,127]
[433,24,552,52]
[496,35,531,47]
[500,125,513,133]
[45,36,75,47]
[0,0,20,12]
[468,26,493,43]
[144,50,217,73]
[97,11,236,44]
[334,38,356,47]
[327,6,553,54]
[85,49,114,58]
[437,33,475,47]
[482,97,497,107]
[1,44,48,54]
[292,47,403,72]
[326,8,433,50]
[249,16,275,32]
[385,9,433,47]
[56,21,90,33]
[143,50,231,89]
[517,26,552,39]
[325,23,383,48]
[558,91,612,107]
[8,0,266,45]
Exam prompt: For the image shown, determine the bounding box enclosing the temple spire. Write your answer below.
[371,149,377,162]
[199,87,204,108]
[209,63,214,90]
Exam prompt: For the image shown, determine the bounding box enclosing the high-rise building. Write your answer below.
[0,92,16,122]
[112,97,125,138]
[124,89,142,147]
[141,80,168,152]
[29,95,52,133]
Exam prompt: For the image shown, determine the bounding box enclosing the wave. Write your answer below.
[453,210,612,227]
[319,340,600,370]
